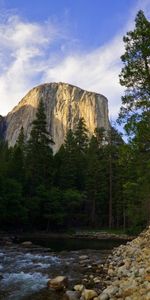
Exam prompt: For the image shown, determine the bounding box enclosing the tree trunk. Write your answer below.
[91,197,96,227]
[109,153,112,229]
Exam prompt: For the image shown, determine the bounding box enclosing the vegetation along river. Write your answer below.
[0,237,127,300]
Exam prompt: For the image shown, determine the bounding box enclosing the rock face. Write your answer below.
[1,82,109,152]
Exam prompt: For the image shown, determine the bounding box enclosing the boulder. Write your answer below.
[47,276,68,290]
[81,288,98,300]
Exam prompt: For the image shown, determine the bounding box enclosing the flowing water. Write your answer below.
[0,238,126,300]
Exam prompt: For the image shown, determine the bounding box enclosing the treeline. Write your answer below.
[0,100,149,233]
[0,10,150,234]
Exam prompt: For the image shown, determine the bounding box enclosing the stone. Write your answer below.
[65,290,80,300]
[99,227,150,300]
[21,241,32,246]
[79,255,89,260]
[81,288,98,300]
[74,284,85,293]
[107,268,114,276]
[93,277,101,284]
[103,286,119,296]
[98,294,109,300]
[145,275,150,281]
[47,276,68,290]
[2,82,109,153]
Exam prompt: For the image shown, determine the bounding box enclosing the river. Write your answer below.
[0,237,127,300]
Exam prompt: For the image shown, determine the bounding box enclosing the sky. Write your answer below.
[0,0,150,118]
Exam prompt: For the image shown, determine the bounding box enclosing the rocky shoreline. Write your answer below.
[1,228,149,300]
[98,226,150,300]
[60,226,150,300]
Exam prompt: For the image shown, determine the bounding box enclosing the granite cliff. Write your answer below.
[1,82,109,152]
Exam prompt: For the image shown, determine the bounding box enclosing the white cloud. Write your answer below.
[0,15,60,115]
[0,1,150,118]
[43,35,124,119]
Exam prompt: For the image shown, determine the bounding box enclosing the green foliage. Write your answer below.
[58,129,77,189]
[118,10,150,134]
[74,117,89,152]
[25,100,53,193]
[118,10,150,232]
[0,18,149,235]
[0,178,27,227]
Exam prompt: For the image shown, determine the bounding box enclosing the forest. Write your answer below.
[0,10,149,234]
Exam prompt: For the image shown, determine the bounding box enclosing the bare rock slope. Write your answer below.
[3,82,109,152]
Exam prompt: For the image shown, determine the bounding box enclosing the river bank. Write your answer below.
[0,230,134,248]
[58,226,150,300]
[97,225,150,300]
[1,228,148,300]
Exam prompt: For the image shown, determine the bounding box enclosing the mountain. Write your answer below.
[1,82,110,152]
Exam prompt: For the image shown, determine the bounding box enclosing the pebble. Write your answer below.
[98,226,150,300]
[63,226,150,300]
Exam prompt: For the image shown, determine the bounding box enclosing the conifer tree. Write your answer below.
[119,10,150,134]
[58,129,77,189]
[25,100,53,194]
[74,118,89,190]
[74,117,89,153]
[8,127,25,183]
[118,10,150,231]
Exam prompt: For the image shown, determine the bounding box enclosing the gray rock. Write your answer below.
[98,293,109,300]
[65,290,80,300]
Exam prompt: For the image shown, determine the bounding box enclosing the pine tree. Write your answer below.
[74,117,89,153]
[106,127,124,229]
[118,10,150,231]
[8,127,25,183]
[86,135,108,227]
[58,129,77,189]
[118,10,150,134]
[25,100,53,194]
[74,118,89,190]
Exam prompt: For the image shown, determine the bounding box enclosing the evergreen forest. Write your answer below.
[0,10,150,234]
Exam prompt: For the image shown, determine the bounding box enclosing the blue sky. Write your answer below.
[0,0,150,117]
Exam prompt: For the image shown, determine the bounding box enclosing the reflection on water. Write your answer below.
[21,236,127,251]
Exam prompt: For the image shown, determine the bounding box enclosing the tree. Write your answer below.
[85,134,108,227]
[0,178,27,228]
[118,10,150,135]
[118,10,150,231]
[74,118,89,190]
[62,189,84,228]
[106,127,124,229]
[8,127,25,183]
[74,117,89,153]
[57,129,77,189]
[25,100,53,194]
